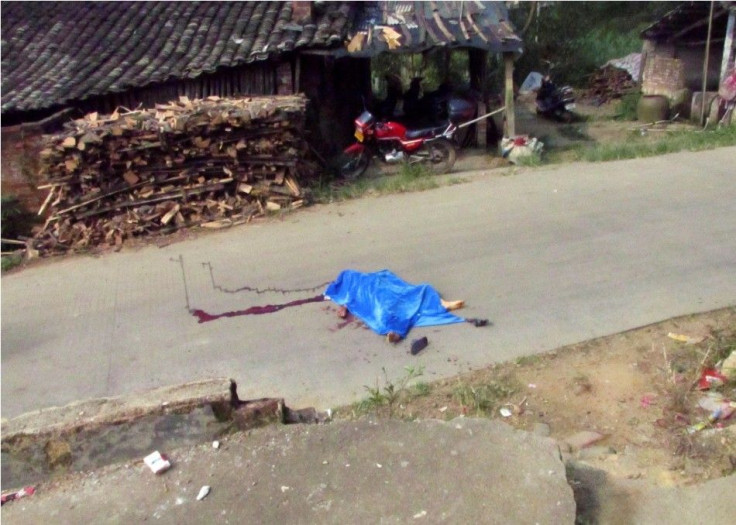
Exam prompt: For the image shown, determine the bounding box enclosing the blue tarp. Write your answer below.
[324,269,464,337]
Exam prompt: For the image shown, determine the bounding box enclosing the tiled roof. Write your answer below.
[342,1,522,57]
[1,1,354,113]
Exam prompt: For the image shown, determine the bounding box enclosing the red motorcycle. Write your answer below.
[338,97,474,179]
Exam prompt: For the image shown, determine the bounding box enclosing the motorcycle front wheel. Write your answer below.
[336,150,370,180]
[415,138,456,174]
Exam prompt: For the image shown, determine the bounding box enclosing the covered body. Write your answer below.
[324,269,464,337]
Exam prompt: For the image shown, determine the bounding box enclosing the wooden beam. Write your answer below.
[671,4,727,42]
[469,48,488,146]
[504,53,515,137]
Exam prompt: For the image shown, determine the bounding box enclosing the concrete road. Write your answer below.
[2,147,736,418]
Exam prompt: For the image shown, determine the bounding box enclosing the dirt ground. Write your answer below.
[336,307,736,488]
[513,92,699,156]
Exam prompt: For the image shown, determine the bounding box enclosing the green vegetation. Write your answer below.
[371,49,470,97]
[452,375,520,417]
[614,90,642,121]
[2,252,23,272]
[311,124,736,203]
[574,126,736,163]
[510,2,679,88]
[369,3,678,98]
[512,151,544,168]
[312,161,439,203]
[410,381,432,398]
[514,354,542,367]
[354,366,425,418]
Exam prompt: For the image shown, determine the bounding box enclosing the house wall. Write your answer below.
[300,55,372,158]
[1,125,46,212]
[642,53,686,98]
[643,40,725,94]
[76,63,283,116]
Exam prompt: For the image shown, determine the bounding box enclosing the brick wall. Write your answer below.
[642,54,686,98]
[1,125,46,211]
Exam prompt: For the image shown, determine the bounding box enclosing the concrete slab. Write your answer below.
[0,418,576,524]
[569,461,736,524]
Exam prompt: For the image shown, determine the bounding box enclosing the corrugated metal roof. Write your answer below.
[1,1,354,113]
[640,1,734,43]
[342,1,522,57]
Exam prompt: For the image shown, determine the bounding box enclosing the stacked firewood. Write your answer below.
[584,66,638,104]
[32,95,316,255]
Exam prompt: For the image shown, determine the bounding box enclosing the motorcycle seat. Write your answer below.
[405,124,448,140]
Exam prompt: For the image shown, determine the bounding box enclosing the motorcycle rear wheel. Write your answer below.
[336,150,370,180]
[416,138,456,174]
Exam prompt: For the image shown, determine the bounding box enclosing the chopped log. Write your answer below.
[160,204,180,225]
[37,189,56,216]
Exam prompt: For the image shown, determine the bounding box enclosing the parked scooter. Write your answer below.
[535,64,575,122]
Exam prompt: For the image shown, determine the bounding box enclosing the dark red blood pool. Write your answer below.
[191,294,325,323]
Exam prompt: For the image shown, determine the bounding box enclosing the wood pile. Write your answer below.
[32,95,316,255]
[584,65,638,104]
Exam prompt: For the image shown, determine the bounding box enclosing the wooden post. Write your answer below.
[504,52,516,137]
[295,56,302,93]
[469,48,488,147]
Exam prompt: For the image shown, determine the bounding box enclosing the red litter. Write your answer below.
[1,486,35,506]
[697,368,728,390]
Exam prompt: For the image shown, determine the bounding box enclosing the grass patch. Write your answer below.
[310,161,439,203]
[409,381,432,398]
[546,125,736,164]
[513,152,544,168]
[2,253,23,272]
[353,366,425,418]
[614,90,641,121]
[452,375,520,417]
[584,126,736,162]
[515,354,542,367]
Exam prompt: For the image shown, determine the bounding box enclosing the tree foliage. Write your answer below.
[370,49,470,97]
[509,1,680,87]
